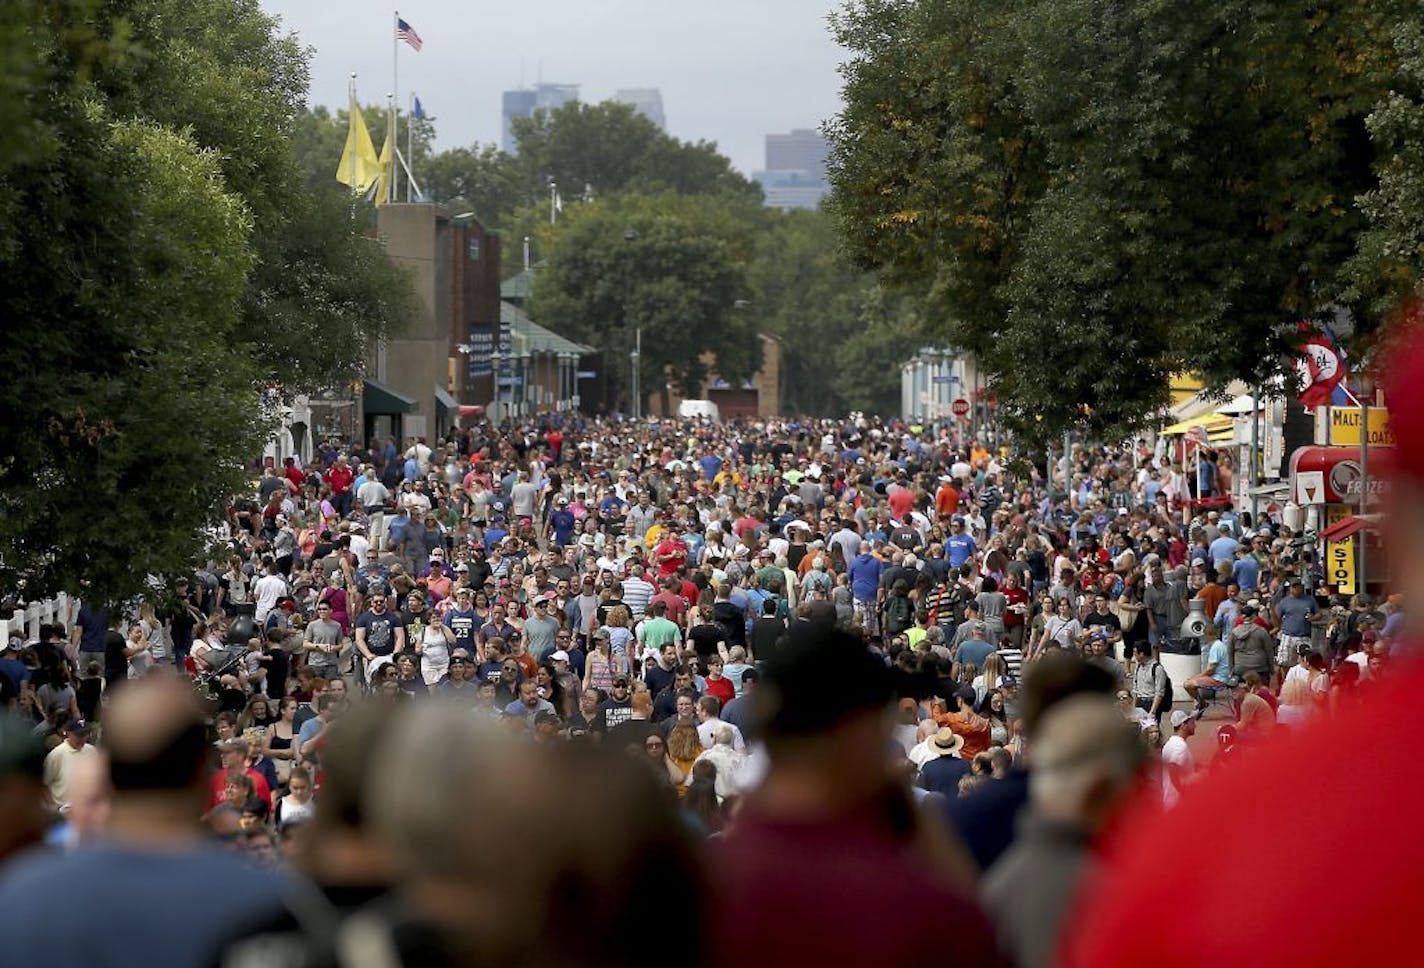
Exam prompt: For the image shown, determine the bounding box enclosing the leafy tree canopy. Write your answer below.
[0,0,416,605]
[828,0,1405,443]
[528,193,759,414]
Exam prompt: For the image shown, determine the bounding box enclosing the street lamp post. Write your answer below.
[631,328,641,419]
[490,350,502,424]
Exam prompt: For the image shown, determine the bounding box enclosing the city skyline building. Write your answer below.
[501,82,580,153]
[613,88,667,130]
[754,127,831,210]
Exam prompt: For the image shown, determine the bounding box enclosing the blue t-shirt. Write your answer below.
[946,534,978,569]
[1204,639,1230,682]
[956,638,995,671]
[548,509,576,546]
[919,754,972,797]
[0,843,288,967]
[446,607,478,650]
[1208,536,1239,568]
[849,554,884,602]
[1231,556,1260,592]
[1276,594,1318,638]
[75,605,109,654]
[699,455,723,481]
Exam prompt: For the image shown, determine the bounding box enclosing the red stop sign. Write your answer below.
[951,398,970,417]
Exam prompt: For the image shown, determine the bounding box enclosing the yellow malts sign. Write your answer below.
[1328,407,1394,448]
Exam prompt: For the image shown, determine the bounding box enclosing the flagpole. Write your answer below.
[348,74,358,218]
[550,181,557,225]
[391,10,399,204]
[407,92,414,202]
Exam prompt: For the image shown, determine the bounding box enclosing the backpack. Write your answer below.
[1152,661,1175,715]
[885,594,913,635]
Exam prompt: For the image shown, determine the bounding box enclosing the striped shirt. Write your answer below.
[620,576,655,620]
[996,648,1024,680]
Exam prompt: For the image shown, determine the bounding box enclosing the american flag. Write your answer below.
[396,18,423,51]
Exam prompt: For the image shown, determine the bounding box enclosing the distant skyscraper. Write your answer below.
[765,129,829,179]
[613,88,666,131]
[755,128,831,210]
[501,83,580,154]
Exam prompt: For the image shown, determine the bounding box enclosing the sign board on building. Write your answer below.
[1294,470,1325,505]
[1328,407,1394,447]
[1289,446,1393,506]
[1325,503,1357,596]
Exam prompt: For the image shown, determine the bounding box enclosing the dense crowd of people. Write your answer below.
[0,410,1414,966]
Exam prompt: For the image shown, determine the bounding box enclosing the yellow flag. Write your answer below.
[371,119,394,207]
[335,98,381,192]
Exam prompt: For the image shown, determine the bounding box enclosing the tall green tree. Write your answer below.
[529,194,758,414]
[0,0,416,604]
[828,0,1401,443]
[747,209,905,415]
[96,0,415,391]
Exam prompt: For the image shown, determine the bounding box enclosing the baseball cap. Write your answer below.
[66,719,92,737]
[1169,710,1191,729]
[551,650,570,663]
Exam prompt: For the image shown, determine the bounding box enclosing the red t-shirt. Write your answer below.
[653,538,687,578]
[651,591,686,625]
[888,486,915,521]
[704,675,735,708]
[715,797,998,965]
[209,767,272,809]
[1003,586,1029,628]
[327,465,354,495]
[1060,664,1424,968]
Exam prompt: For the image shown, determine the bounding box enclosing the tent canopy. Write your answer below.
[362,379,415,415]
[1318,514,1382,543]
[433,385,458,416]
[1161,413,1233,436]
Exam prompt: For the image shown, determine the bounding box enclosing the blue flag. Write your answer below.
[413,95,426,120]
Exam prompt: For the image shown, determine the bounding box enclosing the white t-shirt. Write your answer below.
[43,742,97,806]
[1161,734,1195,807]
[253,574,287,622]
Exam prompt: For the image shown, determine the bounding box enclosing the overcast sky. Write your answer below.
[258,0,848,175]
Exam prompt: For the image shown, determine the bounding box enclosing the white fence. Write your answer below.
[1,594,76,643]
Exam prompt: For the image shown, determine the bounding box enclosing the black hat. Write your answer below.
[754,624,892,737]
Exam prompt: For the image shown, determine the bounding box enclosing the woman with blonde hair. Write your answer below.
[972,653,1006,706]
[664,722,702,796]
[604,604,634,657]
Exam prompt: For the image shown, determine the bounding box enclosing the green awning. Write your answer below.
[433,385,458,415]
[362,379,415,415]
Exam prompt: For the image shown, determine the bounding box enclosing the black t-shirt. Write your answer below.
[688,622,724,660]
[103,630,127,678]
[889,527,920,551]
[599,697,632,730]
[596,598,626,628]
[607,717,658,750]
[751,617,787,661]
[1083,611,1122,635]
[712,601,747,647]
